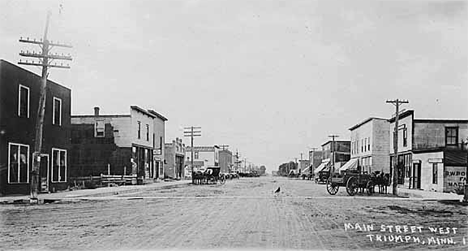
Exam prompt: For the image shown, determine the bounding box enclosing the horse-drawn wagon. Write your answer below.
[326,170,375,196]
[192,167,226,185]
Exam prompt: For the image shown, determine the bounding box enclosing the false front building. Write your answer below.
[389,110,468,193]
[0,60,71,195]
[70,106,167,182]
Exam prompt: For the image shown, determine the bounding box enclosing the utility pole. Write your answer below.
[234,150,240,172]
[184,126,201,184]
[328,135,339,175]
[386,99,409,196]
[19,11,72,203]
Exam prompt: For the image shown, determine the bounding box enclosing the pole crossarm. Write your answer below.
[19,11,72,203]
[386,98,409,196]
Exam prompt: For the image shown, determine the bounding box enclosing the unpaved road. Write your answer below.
[0,176,467,250]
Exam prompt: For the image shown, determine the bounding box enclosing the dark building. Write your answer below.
[70,106,167,182]
[0,60,71,195]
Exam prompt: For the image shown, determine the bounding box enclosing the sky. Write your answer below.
[1,0,467,172]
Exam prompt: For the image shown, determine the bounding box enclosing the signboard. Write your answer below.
[153,149,161,155]
[443,166,466,193]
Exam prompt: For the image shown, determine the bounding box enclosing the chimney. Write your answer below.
[94,107,100,116]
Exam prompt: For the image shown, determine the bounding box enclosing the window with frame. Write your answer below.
[53,97,62,126]
[8,143,29,183]
[95,120,105,137]
[18,85,30,118]
[146,124,150,141]
[402,128,407,147]
[137,121,141,139]
[194,152,199,159]
[432,163,438,184]
[52,148,67,182]
[445,127,458,146]
[368,137,370,151]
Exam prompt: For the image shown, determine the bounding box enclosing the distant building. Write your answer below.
[70,106,167,182]
[218,149,233,174]
[164,138,185,179]
[185,145,219,170]
[340,117,390,174]
[299,159,310,172]
[308,150,323,174]
[388,110,468,193]
[0,60,71,195]
[315,140,350,174]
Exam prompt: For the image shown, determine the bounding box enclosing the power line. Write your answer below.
[19,11,72,203]
[386,99,409,196]
[183,126,201,184]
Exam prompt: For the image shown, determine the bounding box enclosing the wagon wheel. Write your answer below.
[366,180,374,195]
[326,178,339,195]
[346,177,358,196]
[220,175,226,184]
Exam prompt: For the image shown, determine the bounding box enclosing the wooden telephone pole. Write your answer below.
[386,99,409,196]
[328,135,339,174]
[19,11,72,203]
[184,126,201,184]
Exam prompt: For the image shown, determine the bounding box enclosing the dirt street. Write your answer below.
[0,176,467,250]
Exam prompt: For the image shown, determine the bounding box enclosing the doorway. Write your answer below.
[412,162,421,189]
[39,154,49,193]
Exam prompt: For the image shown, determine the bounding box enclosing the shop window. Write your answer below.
[53,97,62,126]
[18,85,30,118]
[432,163,438,184]
[8,143,29,183]
[445,127,458,146]
[52,148,67,182]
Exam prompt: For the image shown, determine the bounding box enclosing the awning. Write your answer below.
[314,160,330,174]
[339,158,359,172]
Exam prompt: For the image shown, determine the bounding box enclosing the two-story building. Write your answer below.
[314,140,350,175]
[148,109,167,179]
[308,149,323,174]
[185,145,219,171]
[164,138,185,179]
[70,106,167,182]
[340,117,390,174]
[389,110,468,193]
[0,60,71,195]
[218,149,233,174]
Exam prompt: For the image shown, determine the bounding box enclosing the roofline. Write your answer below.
[1,59,71,91]
[131,106,157,118]
[388,110,414,123]
[321,140,350,147]
[71,115,131,118]
[348,117,388,131]
[414,119,468,124]
[147,109,168,121]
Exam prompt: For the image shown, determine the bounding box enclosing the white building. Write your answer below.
[341,117,390,174]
